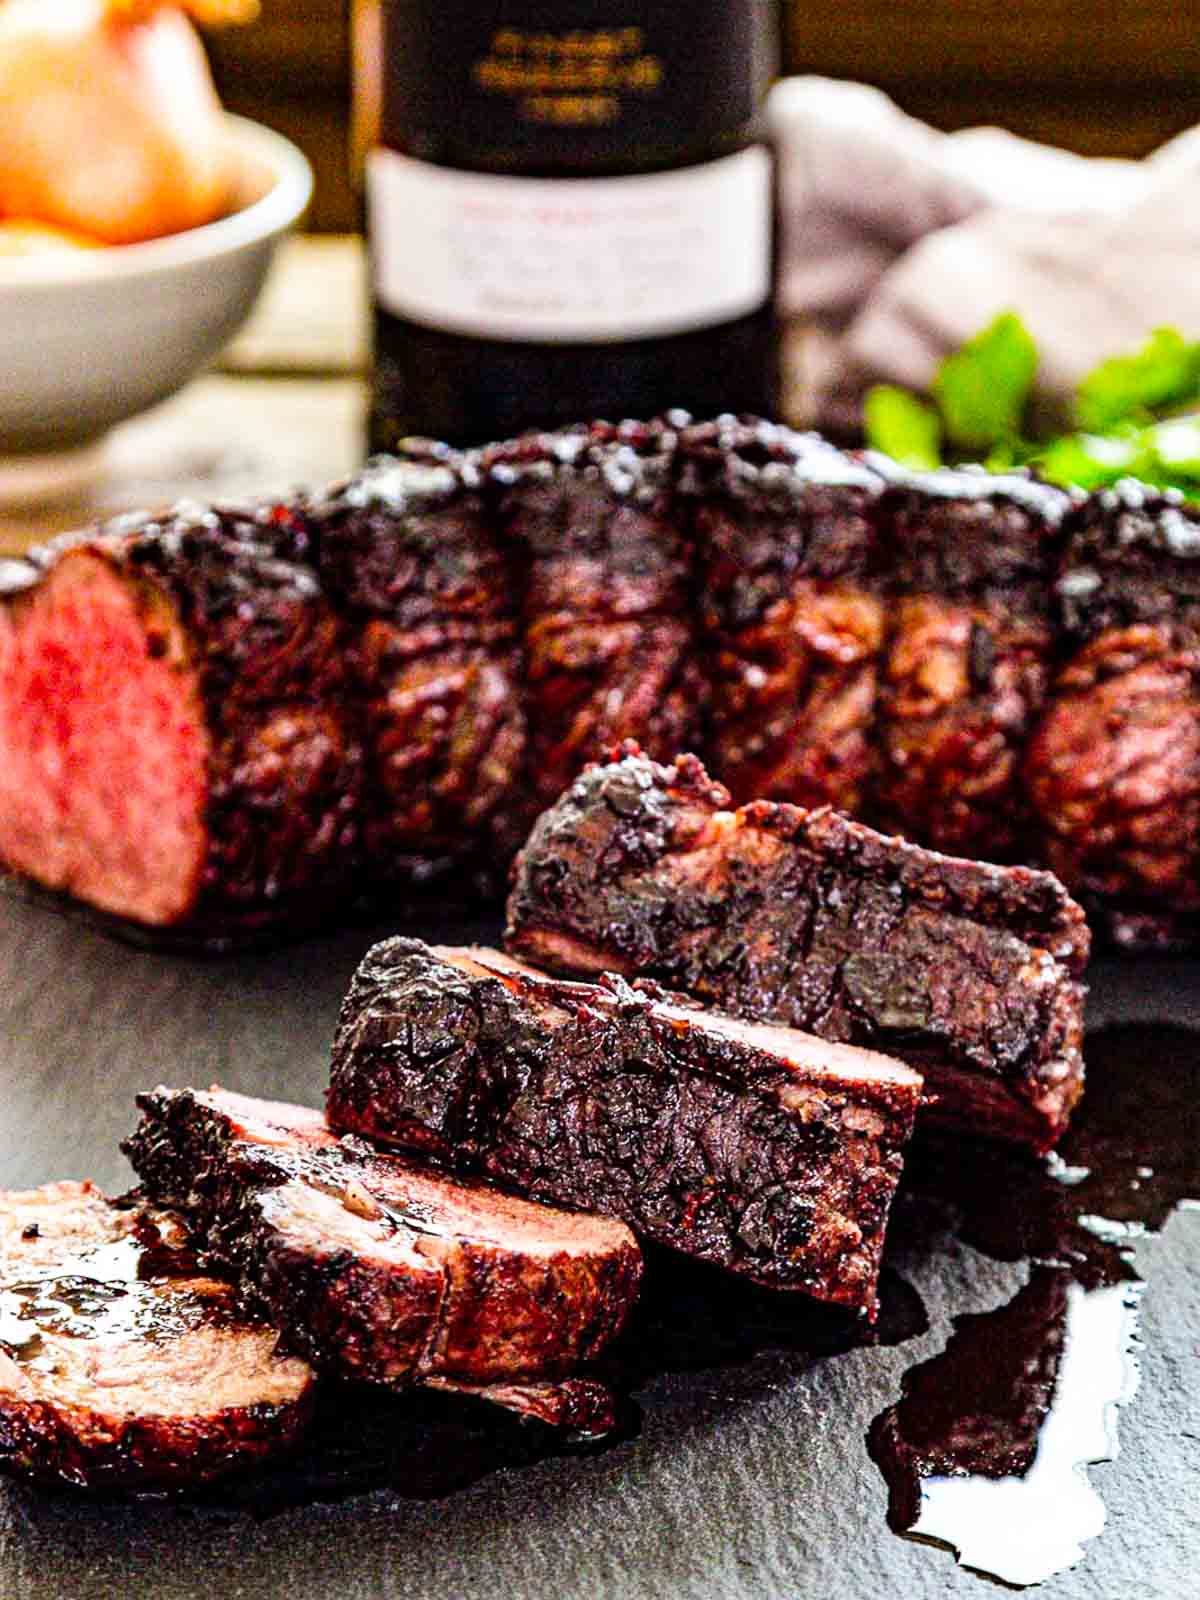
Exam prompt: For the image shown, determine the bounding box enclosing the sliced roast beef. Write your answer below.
[0,508,362,940]
[302,450,527,876]
[482,421,704,819]
[0,1181,315,1491]
[326,940,922,1311]
[506,747,1089,1153]
[124,1088,641,1389]
[1027,481,1200,948]
[869,462,1073,860]
[681,419,887,813]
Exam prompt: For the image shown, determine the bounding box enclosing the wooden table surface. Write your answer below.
[0,236,369,557]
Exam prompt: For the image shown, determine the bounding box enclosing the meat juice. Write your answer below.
[870,1020,1199,1586]
[356,3,781,448]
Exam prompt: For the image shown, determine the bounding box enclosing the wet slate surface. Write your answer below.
[0,897,1196,1600]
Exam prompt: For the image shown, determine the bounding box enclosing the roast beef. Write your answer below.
[869,461,1073,860]
[0,508,362,941]
[505,747,1089,1152]
[123,1088,641,1388]
[483,420,704,819]
[326,940,923,1311]
[3,420,1199,953]
[0,1181,315,1491]
[681,418,887,813]
[1026,481,1200,949]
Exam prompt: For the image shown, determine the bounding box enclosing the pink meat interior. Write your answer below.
[0,549,209,925]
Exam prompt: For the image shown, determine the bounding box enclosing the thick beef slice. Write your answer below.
[506,747,1089,1152]
[327,940,922,1311]
[682,420,887,812]
[483,421,704,818]
[124,1088,641,1388]
[869,463,1073,860]
[1027,481,1200,947]
[0,1181,315,1491]
[0,510,362,936]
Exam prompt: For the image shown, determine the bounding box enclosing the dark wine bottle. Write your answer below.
[360,2,780,450]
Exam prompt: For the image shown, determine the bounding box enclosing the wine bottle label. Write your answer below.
[368,146,772,344]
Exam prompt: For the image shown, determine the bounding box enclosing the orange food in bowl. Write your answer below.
[0,219,104,255]
[0,0,237,246]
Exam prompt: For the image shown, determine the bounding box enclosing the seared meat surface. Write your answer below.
[124,1088,641,1388]
[303,451,527,877]
[0,1181,315,1491]
[2,419,1198,951]
[327,940,922,1310]
[1027,481,1200,947]
[682,419,886,812]
[506,747,1089,1152]
[871,463,1072,860]
[484,421,704,820]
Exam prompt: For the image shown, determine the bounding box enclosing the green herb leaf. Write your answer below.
[863,385,942,469]
[932,311,1038,452]
[1029,431,1144,493]
[1074,328,1200,433]
[1150,414,1200,475]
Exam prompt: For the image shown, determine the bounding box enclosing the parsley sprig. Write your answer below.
[863,314,1200,499]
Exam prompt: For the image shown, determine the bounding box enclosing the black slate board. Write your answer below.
[0,896,1197,1600]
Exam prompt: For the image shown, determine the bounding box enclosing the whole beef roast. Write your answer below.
[505,747,1089,1153]
[124,1088,641,1390]
[0,1181,315,1491]
[0,508,362,942]
[1026,481,1200,949]
[5,421,1200,954]
[327,940,923,1312]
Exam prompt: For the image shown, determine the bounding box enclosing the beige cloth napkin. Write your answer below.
[769,76,1200,426]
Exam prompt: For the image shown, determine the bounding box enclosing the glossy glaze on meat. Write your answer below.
[483,420,704,822]
[124,1088,642,1388]
[506,747,1088,1152]
[302,452,528,876]
[869,461,1073,860]
[327,940,923,1311]
[0,1181,315,1491]
[1,419,1198,948]
[682,419,888,813]
[1026,481,1200,947]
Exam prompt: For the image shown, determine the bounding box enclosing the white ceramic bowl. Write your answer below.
[0,116,313,455]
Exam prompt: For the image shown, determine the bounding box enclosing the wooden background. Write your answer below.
[208,1,1200,232]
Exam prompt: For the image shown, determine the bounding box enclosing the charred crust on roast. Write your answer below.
[123,1088,642,1390]
[678,422,887,813]
[505,747,1088,1153]
[1054,479,1200,641]
[327,939,922,1311]
[3,422,1200,950]
[478,421,703,818]
[294,446,528,872]
[1027,483,1200,917]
